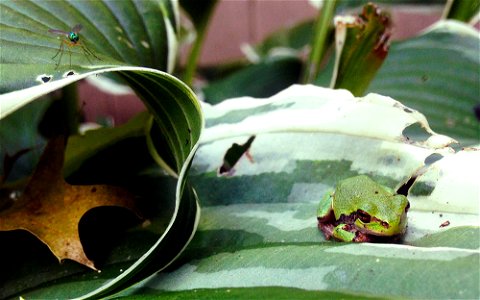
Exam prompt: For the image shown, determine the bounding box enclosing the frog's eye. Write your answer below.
[357,210,371,223]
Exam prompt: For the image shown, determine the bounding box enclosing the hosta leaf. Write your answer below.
[0,0,177,97]
[0,68,202,300]
[120,85,479,299]
[367,20,480,144]
[202,56,303,104]
[127,243,478,299]
[117,287,383,299]
[0,1,203,299]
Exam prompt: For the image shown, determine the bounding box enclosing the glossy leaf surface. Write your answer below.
[119,86,479,299]
[0,1,203,299]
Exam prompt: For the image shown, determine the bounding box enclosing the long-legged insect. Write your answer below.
[48,24,100,69]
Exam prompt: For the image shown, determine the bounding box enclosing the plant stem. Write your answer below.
[303,0,337,84]
[184,25,208,87]
[442,0,480,22]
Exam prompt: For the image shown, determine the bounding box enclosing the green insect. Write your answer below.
[48,24,100,69]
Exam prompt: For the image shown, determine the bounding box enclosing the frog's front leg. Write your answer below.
[332,223,356,242]
[332,223,371,242]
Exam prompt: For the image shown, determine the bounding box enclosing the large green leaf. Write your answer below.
[0,72,202,300]
[119,85,479,299]
[0,0,177,96]
[202,56,303,104]
[313,20,479,144]
[367,21,480,144]
[0,1,203,299]
[250,16,479,144]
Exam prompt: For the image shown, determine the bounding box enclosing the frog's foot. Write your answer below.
[332,224,357,242]
[332,224,380,242]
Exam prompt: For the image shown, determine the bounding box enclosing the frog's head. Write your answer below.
[354,194,410,236]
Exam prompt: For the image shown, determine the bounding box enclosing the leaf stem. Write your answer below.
[442,0,480,23]
[182,0,219,87]
[303,0,337,83]
[184,25,207,87]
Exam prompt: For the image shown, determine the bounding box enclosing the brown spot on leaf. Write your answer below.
[439,220,450,228]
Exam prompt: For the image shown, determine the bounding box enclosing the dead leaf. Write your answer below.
[0,135,140,270]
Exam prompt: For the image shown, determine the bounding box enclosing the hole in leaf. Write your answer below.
[402,122,430,143]
[36,74,52,84]
[424,153,443,166]
[218,135,256,176]
[396,176,417,196]
[63,71,76,77]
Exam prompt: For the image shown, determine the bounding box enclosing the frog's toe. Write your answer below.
[332,224,356,242]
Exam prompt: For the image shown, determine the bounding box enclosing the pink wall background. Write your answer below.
[81,1,453,125]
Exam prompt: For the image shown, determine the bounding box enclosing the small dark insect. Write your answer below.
[48,24,100,69]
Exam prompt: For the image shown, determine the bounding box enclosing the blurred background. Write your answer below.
[80,0,471,125]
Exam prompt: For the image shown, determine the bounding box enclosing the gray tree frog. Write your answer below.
[317,175,410,242]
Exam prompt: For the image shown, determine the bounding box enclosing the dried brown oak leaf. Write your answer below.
[0,136,140,270]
